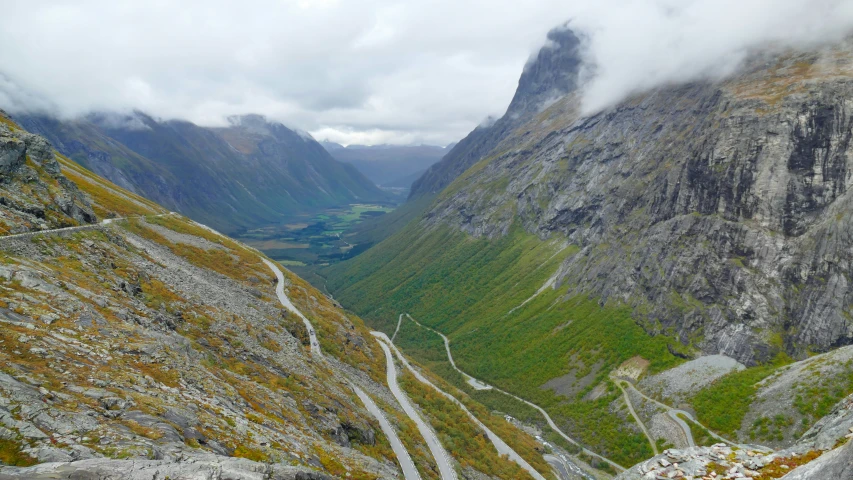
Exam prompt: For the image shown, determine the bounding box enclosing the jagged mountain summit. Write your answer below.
[409,25,582,199]
[13,112,391,234]
[334,25,586,265]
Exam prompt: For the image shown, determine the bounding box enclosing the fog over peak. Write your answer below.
[573,0,853,114]
[1,0,852,146]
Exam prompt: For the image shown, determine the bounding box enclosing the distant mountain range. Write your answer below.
[320,141,451,188]
[13,112,391,234]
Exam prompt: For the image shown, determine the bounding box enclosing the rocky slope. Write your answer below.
[616,387,853,479]
[14,112,391,234]
[0,118,548,478]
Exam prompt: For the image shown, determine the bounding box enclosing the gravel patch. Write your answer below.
[639,355,745,403]
[143,221,227,251]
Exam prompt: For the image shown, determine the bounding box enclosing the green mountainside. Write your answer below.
[326,30,853,469]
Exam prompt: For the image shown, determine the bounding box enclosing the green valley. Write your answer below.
[326,222,684,466]
[234,203,396,278]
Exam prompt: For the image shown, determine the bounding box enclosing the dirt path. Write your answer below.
[613,379,658,455]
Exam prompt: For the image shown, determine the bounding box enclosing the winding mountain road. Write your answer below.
[262,259,323,357]
[391,314,404,342]
[351,384,421,480]
[404,315,491,390]
[374,336,458,480]
[620,381,745,449]
[0,213,176,242]
[403,314,626,473]
[544,454,594,480]
[613,380,659,455]
[146,220,426,479]
[374,332,546,480]
[261,259,423,479]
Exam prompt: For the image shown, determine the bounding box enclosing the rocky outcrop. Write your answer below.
[614,442,853,480]
[617,392,853,479]
[422,38,853,365]
[777,440,853,479]
[0,120,96,233]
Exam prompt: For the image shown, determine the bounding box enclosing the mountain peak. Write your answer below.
[226,113,316,141]
[225,113,275,134]
[507,25,583,117]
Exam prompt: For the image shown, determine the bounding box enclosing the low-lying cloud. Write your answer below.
[573,0,853,114]
[0,0,852,145]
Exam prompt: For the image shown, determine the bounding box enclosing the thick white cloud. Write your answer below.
[572,0,853,113]
[0,0,851,145]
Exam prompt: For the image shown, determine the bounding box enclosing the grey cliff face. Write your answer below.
[423,41,853,365]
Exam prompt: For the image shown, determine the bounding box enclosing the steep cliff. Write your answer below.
[423,42,853,365]
[0,117,96,233]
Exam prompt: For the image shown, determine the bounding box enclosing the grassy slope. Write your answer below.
[328,221,680,466]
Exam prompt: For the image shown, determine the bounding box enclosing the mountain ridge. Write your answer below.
[13,111,391,234]
[409,25,583,199]
[0,113,553,479]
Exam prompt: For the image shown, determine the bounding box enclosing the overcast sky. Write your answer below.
[1,0,852,146]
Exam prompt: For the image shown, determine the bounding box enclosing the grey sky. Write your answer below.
[1,0,852,146]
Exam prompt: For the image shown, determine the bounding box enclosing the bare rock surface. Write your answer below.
[0,121,96,233]
[738,345,853,447]
[639,355,745,404]
[778,439,853,479]
[0,455,334,480]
